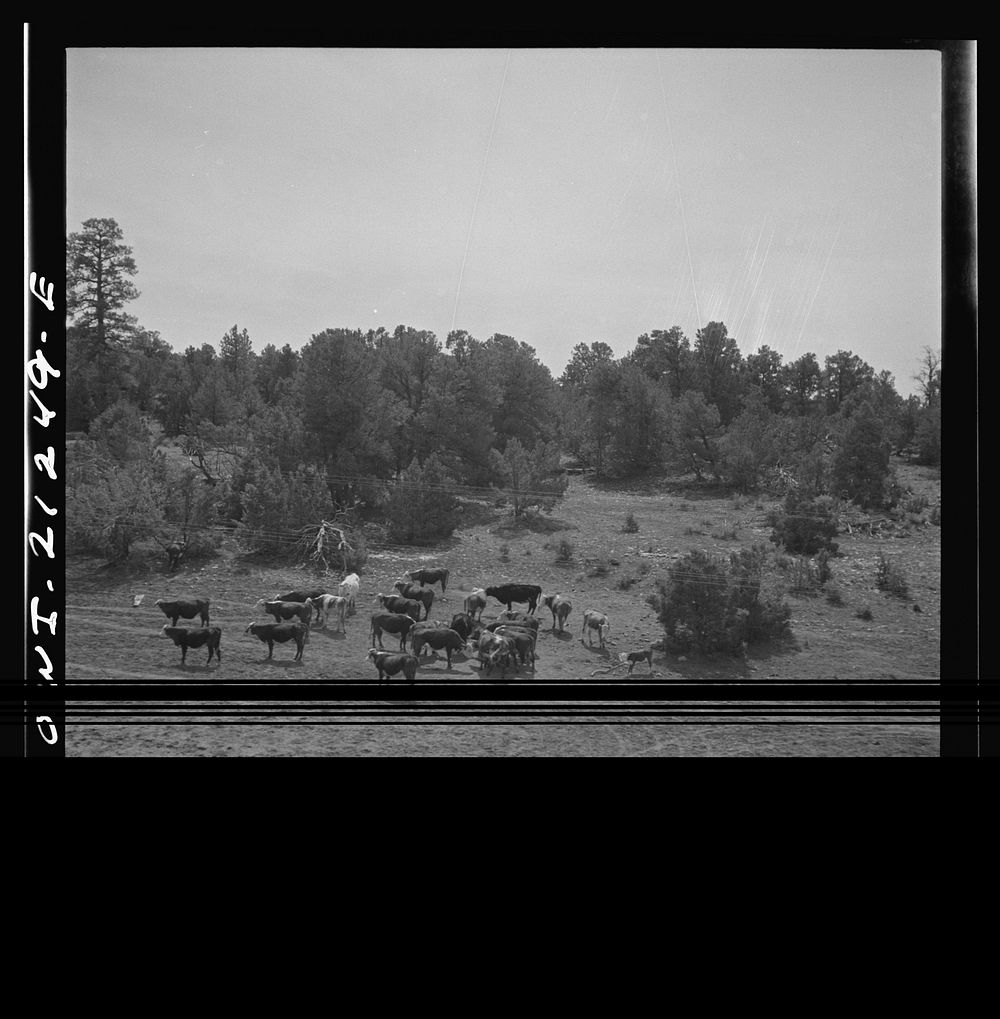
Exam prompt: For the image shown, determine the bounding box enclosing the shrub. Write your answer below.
[617,575,638,591]
[930,505,941,526]
[904,494,929,514]
[856,605,873,621]
[648,547,790,654]
[769,492,839,556]
[554,538,574,563]
[876,553,909,599]
[587,555,611,578]
[788,557,820,595]
[499,543,511,563]
[622,512,639,533]
[825,585,844,606]
[385,454,461,544]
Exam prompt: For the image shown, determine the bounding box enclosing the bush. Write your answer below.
[587,555,611,577]
[623,512,639,533]
[499,543,511,563]
[856,605,873,621]
[825,585,844,606]
[769,492,839,556]
[648,547,790,654]
[553,538,574,563]
[787,556,821,595]
[930,505,941,526]
[876,553,909,599]
[904,494,929,515]
[385,454,461,544]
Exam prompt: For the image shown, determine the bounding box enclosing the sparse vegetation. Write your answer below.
[553,538,575,563]
[876,553,909,599]
[855,605,874,621]
[623,512,639,533]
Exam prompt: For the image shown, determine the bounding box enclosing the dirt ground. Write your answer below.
[64,458,941,757]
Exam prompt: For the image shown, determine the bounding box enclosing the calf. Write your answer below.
[245,621,307,661]
[274,587,327,603]
[307,594,348,632]
[256,599,313,630]
[367,649,419,684]
[393,582,435,620]
[377,593,423,622]
[155,598,210,627]
[471,630,515,679]
[408,568,450,596]
[493,625,536,670]
[161,625,221,666]
[582,610,611,648]
[496,611,540,632]
[463,588,487,621]
[485,584,543,615]
[540,593,572,632]
[410,626,466,668]
[370,612,416,651]
[620,648,654,674]
[339,573,361,613]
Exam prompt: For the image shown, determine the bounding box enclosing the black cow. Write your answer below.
[161,625,221,665]
[274,588,327,604]
[377,594,423,622]
[410,626,466,668]
[370,612,416,651]
[408,568,450,596]
[485,584,542,614]
[245,621,307,661]
[155,598,210,627]
[256,599,313,630]
[448,612,480,641]
[367,649,419,684]
[392,582,435,620]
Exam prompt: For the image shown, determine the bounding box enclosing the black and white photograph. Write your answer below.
[22,34,980,757]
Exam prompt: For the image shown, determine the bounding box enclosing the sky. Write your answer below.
[64,46,945,397]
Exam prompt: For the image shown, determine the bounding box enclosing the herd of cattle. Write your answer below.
[154,566,649,680]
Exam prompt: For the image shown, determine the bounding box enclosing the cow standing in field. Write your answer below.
[408,568,450,597]
[620,648,654,674]
[581,610,611,648]
[393,581,435,621]
[274,587,327,604]
[307,594,348,632]
[485,584,543,615]
[339,573,361,613]
[155,598,211,627]
[161,625,221,666]
[540,593,572,633]
[245,621,307,661]
[463,588,487,621]
[410,626,466,668]
[255,599,313,631]
[367,649,419,684]
[377,593,423,622]
[471,630,516,679]
[369,612,416,651]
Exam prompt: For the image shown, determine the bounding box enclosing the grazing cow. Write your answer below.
[620,648,654,674]
[369,612,416,651]
[540,593,573,633]
[471,630,515,679]
[582,610,611,648]
[255,599,313,630]
[485,584,543,615]
[245,621,307,661]
[367,649,419,684]
[307,594,348,632]
[161,625,221,666]
[392,582,435,620]
[155,598,210,627]
[274,587,327,604]
[165,540,186,572]
[339,573,361,613]
[408,568,450,596]
[448,612,480,642]
[410,626,466,668]
[494,625,536,670]
[463,588,487,621]
[377,594,423,622]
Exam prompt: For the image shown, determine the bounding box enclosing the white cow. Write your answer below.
[339,573,361,614]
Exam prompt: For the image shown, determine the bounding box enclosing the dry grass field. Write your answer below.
[64,457,941,756]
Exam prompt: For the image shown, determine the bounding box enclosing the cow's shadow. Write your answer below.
[171,662,220,673]
[310,628,347,642]
[549,630,574,642]
[260,658,305,668]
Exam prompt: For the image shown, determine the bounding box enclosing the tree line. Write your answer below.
[64,218,942,562]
